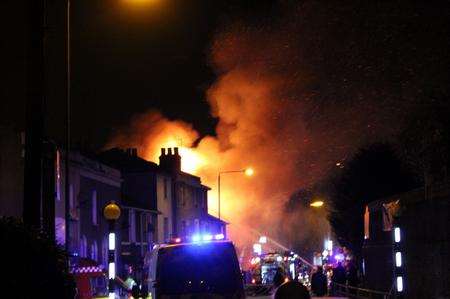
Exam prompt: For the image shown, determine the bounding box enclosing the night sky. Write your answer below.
[1,0,449,151]
[0,0,278,148]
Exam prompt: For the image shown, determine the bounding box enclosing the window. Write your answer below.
[56,150,61,201]
[163,178,168,199]
[194,219,200,233]
[163,217,169,241]
[181,220,186,236]
[178,186,184,207]
[129,210,136,243]
[69,184,74,209]
[92,190,98,225]
[364,205,369,239]
[194,191,199,208]
[91,241,98,261]
[80,236,87,257]
[102,237,108,269]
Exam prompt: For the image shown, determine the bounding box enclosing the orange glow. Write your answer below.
[123,0,159,5]
[157,137,206,174]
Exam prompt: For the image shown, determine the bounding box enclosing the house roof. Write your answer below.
[204,213,229,225]
[367,180,450,212]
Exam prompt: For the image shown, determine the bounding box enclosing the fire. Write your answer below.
[154,137,206,174]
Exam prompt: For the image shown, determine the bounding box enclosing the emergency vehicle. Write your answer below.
[144,233,245,299]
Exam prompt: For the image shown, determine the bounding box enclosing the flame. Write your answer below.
[158,137,206,174]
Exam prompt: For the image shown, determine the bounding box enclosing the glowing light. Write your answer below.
[123,0,159,6]
[109,262,116,279]
[253,243,262,255]
[396,276,404,292]
[259,236,267,244]
[276,256,283,262]
[174,237,181,243]
[215,233,225,240]
[244,168,254,176]
[109,292,115,299]
[250,257,261,265]
[289,263,295,278]
[284,277,289,283]
[325,240,333,251]
[310,200,324,207]
[202,234,213,241]
[394,227,401,243]
[192,234,201,242]
[335,254,344,261]
[109,233,115,250]
[251,279,256,284]
[395,252,402,267]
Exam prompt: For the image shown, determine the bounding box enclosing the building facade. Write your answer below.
[61,151,122,272]
[100,147,227,245]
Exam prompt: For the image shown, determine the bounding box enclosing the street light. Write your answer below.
[218,168,254,220]
[103,201,121,299]
[64,0,157,257]
[310,200,324,208]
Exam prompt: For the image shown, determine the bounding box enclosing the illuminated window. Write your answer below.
[80,235,87,257]
[129,210,136,243]
[364,206,370,239]
[90,241,98,261]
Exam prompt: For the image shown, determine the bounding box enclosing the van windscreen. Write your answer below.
[156,242,242,295]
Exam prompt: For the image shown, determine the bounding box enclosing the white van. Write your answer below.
[145,239,245,299]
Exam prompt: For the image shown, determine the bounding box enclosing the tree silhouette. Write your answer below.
[327,143,418,258]
[0,217,76,299]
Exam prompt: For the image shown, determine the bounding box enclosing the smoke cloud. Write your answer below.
[108,1,448,259]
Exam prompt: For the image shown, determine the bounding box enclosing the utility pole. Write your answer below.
[23,0,46,229]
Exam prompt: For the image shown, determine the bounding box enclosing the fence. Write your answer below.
[332,282,393,299]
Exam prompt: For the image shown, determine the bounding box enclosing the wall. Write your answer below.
[156,174,172,242]
[400,192,450,298]
[0,127,23,218]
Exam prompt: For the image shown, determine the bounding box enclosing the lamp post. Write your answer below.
[64,0,157,256]
[103,201,121,299]
[217,168,253,220]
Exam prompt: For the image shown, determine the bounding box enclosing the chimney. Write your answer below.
[159,147,181,173]
[126,148,138,157]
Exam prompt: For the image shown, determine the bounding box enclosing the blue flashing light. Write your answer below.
[215,233,225,240]
[192,234,201,242]
[335,253,345,261]
[203,234,213,241]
